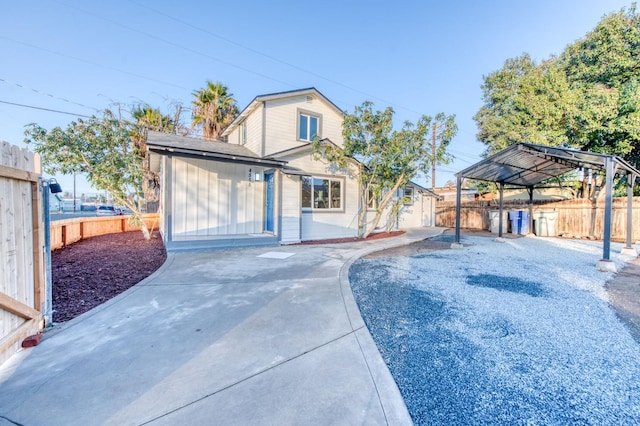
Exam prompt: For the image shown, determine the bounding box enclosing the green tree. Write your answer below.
[314,101,456,238]
[474,54,575,155]
[191,81,239,140]
[25,110,154,239]
[561,4,640,158]
[474,4,640,198]
[130,103,185,211]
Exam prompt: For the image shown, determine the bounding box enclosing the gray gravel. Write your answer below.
[349,234,640,425]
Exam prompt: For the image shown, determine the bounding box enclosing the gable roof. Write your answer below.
[222,87,345,138]
[146,132,287,167]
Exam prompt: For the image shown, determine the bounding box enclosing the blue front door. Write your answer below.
[265,172,274,232]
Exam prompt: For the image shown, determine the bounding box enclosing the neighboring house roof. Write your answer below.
[146,131,287,167]
[222,87,345,138]
[406,181,441,199]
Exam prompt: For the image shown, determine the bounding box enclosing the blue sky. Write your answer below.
[0,0,633,194]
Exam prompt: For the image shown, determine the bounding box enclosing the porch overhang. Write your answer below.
[146,131,288,168]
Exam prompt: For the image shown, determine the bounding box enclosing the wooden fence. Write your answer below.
[436,197,640,241]
[0,142,44,367]
[51,214,160,250]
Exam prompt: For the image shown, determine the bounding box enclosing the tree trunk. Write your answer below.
[363,174,405,238]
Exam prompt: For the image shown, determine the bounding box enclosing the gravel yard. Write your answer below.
[350,233,640,425]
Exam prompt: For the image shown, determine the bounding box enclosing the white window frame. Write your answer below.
[297,109,321,142]
[402,187,414,205]
[301,175,343,212]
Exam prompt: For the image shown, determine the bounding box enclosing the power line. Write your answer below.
[0,35,192,92]
[0,99,92,117]
[126,0,424,116]
[52,0,295,90]
[0,77,100,112]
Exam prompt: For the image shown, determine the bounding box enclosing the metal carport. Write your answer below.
[453,143,640,271]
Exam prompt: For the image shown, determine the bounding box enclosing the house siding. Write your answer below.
[282,150,360,240]
[279,173,301,243]
[170,157,264,239]
[264,95,344,156]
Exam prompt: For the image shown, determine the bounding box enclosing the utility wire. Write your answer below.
[126,0,421,116]
[0,77,100,112]
[0,36,191,92]
[0,99,92,117]
[53,0,295,90]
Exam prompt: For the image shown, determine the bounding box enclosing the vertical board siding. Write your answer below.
[171,158,264,239]
[0,141,41,367]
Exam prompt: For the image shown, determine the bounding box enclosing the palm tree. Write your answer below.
[130,105,178,212]
[191,81,239,140]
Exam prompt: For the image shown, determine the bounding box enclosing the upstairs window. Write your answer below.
[301,176,342,210]
[298,111,319,141]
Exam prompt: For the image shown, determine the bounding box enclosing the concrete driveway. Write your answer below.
[0,228,442,426]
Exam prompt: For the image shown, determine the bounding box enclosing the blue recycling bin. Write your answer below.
[509,210,530,235]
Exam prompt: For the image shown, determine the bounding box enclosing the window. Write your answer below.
[301,176,342,210]
[298,111,319,141]
[367,188,379,210]
[239,120,247,145]
[402,187,414,205]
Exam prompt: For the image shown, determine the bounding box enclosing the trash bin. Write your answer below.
[533,211,558,237]
[489,210,508,234]
[509,210,531,235]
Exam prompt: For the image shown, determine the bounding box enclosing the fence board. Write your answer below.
[436,197,640,241]
[0,141,42,367]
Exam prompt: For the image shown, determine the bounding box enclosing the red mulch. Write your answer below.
[52,231,167,323]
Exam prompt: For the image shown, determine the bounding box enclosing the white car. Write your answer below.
[96,205,120,216]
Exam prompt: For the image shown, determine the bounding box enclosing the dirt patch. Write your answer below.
[52,231,166,323]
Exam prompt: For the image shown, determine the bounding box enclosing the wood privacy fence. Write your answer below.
[0,142,44,367]
[51,214,160,250]
[436,197,640,241]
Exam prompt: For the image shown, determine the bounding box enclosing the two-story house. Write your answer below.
[147,88,439,252]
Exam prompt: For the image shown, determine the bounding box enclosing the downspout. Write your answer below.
[41,179,53,326]
[261,101,267,157]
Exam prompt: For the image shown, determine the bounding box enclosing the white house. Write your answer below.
[147,88,439,252]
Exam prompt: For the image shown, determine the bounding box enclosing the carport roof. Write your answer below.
[456,143,640,187]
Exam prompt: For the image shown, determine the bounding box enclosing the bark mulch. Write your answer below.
[52,231,167,323]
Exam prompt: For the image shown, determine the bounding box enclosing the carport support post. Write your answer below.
[622,173,638,256]
[453,175,462,247]
[498,182,504,238]
[598,157,616,272]
[527,186,534,234]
